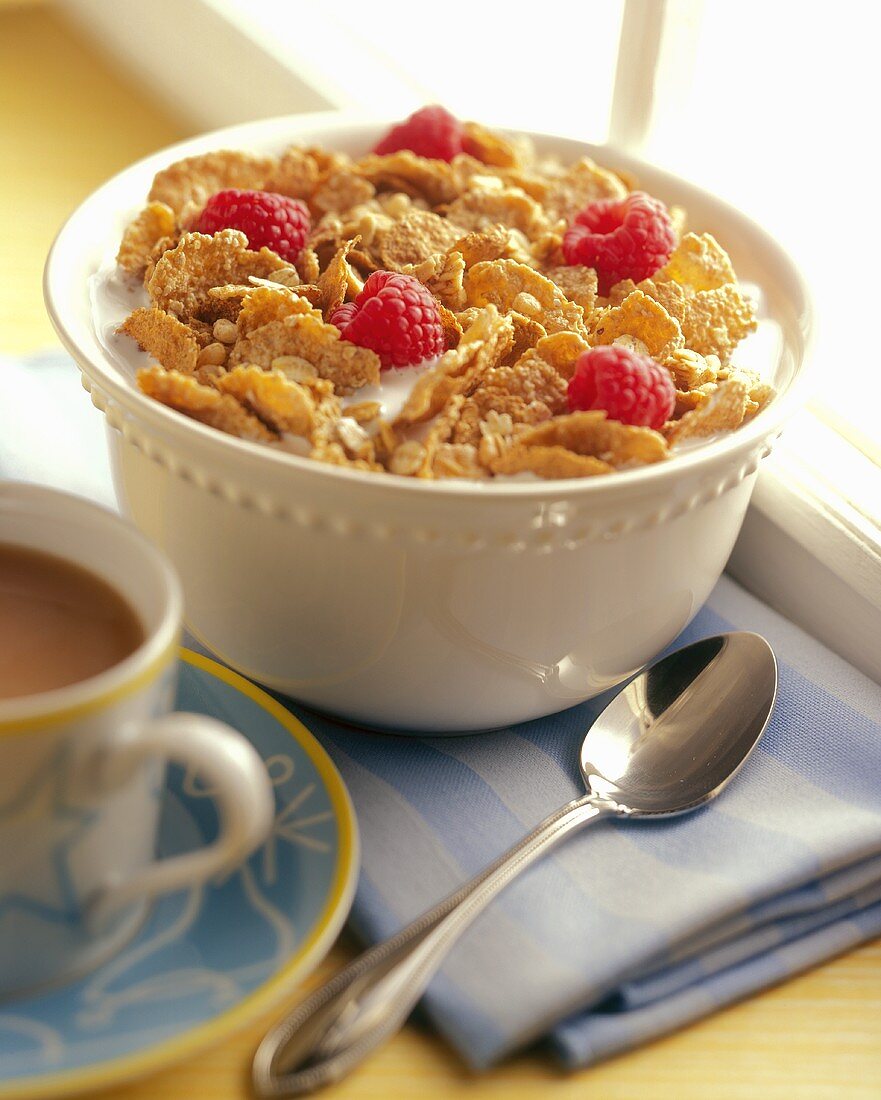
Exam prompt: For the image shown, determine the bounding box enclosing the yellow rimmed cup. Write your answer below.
[0,483,274,999]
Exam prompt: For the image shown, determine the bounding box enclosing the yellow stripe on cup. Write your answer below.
[0,640,179,738]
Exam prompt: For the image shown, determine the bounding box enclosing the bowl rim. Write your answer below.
[44,110,815,501]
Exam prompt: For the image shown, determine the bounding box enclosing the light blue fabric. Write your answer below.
[3,351,880,1070]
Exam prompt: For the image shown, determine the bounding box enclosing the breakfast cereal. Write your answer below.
[113,107,771,480]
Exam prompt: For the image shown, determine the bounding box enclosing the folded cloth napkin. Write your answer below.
[3,351,881,1070]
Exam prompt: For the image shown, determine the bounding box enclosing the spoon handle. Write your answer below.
[253,794,614,1097]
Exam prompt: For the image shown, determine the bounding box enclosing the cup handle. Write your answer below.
[87,712,275,928]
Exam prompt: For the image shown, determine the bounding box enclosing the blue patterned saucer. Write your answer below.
[0,650,359,1099]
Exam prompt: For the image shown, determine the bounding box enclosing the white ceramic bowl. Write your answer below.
[44,113,812,732]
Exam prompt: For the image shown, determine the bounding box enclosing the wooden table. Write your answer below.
[1,5,879,1096]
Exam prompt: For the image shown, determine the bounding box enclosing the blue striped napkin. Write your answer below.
[4,351,881,1069]
[298,590,881,1067]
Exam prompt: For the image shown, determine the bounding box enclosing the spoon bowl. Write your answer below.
[582,633,777,815]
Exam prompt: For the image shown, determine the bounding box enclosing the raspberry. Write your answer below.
[196,189,310,264]
[373,106,465,162]
[567,345,675,429]
[329,271,444,369]
[562,191,675,295]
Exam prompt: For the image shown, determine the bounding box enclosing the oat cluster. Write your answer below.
[117,126,773,481]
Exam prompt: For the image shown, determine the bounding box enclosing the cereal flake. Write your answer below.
[119,307,199,374]
[148,151,275,219]
[465,260,587,336]
[228,311,381,393]
[665,379,749,445]
[401,250,467,310]
[377,210,464,270]
[591,289,683,360]
[452,224,511,268]
[542,264,598,313]
[395,305,514,425]
[446,186,549,240]
[117,202,177,275]
[489,445,614,479]
[542,158,628,222]
[148,230,284,322]
[357,151,458,205]
[517,411,668,466]
[137,366,277,442]
[216,366,336,437]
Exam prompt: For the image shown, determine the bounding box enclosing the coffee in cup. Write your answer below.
[0,543,144,700]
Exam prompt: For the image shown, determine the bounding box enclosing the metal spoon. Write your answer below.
[253,631,777,1097]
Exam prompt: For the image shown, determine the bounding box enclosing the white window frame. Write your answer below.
[61,0,881,680]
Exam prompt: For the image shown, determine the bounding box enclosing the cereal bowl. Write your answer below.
[44,113,811,732]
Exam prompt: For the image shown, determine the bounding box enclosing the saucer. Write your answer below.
[0,650,359,1099]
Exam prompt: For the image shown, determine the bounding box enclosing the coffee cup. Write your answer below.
[0,482,274,998]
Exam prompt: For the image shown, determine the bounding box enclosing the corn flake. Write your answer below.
[117,203,177,275]
[388,439,427,476]
[357,151,458,205]
[137,366,277,442]
[377,210,464,270]
[452,224,511,268]
[311,414,382,471]
[228,311,381,393]
[313,171,376,215]
[395,306,513,425]
[542,158,628,222]
[148,231,284,321]
[119,307,199,374]
[148,151,275,219]
[475,354,567,418]
[454,394,552,446]
[532,330,590,378]
[401,250,467,310]
[465,259,587,336]
[505,311,547,363]
[299,246,321,284]
[591,289,683,360]
[542,264,598,313]
[235,286,322,335]
[262,146,321,199]
[462,122,521,168]
[460,331,586,434]
[665,379,749,444]
[316,238,359,316]
[445,187,549,240]
[438,303,464,348]
[641,279,756,361]
[186,318,217,348]
[489,445,614,479]
[431,442,487,479]
[409,394,468,478]
[618,234,758,361]
[665,347,720,390]
[343,400,382,425]
[216,366,336,437]
[659,232,737,291]
[518,411,668,466]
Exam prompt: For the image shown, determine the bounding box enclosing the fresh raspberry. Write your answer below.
[567,345,675,429]
[329,271,444,369]
[373,106,465,162]
[196,189,310,264]
[562,192,675,295]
